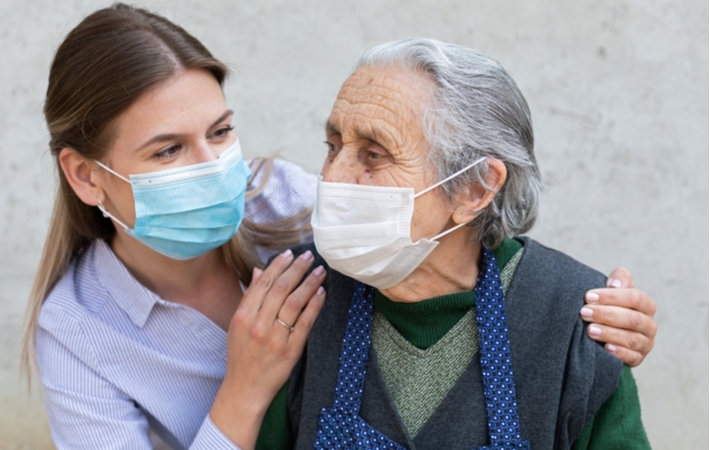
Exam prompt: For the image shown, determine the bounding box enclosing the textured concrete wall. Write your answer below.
[1,0,706,448]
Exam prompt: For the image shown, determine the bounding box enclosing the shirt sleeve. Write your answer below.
[37,322,241,450]
[571,365,651,449]
[191,415,243,450]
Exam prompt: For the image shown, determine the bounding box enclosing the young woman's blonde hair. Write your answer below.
[223,157,312,285]
[21,3,310,384]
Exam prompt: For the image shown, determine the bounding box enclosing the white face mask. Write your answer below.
[311,158,486,289]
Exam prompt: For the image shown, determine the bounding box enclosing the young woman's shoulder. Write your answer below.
[37,243,107,363]
[40,252,92,328]
[37,239,143,365]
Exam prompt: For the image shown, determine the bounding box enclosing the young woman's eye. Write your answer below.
[153,145,181,159]
[211,126,234,139]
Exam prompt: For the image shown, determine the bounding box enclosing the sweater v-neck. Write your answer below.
[373,238,523,349]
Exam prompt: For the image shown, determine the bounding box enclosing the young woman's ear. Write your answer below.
[451,158,507,225]
[58,148,104,206]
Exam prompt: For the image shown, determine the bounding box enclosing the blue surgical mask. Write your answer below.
[95,140,251,260]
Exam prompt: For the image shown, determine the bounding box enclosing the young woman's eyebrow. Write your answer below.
[209,109,234,130]
[133,109,234,152]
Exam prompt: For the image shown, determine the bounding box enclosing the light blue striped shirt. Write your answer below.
[36,160,316,450]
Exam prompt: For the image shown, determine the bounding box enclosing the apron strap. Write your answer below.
[331,282,375,413]
[476,248,525,445]
[319,249,529,449]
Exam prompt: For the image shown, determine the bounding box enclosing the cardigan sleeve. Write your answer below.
[255,382,293,449]
[571,365,651,449]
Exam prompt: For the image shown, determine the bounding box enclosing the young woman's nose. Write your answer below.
[188,138,232,165]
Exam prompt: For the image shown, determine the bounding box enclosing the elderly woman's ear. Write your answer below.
[452,158,507,225]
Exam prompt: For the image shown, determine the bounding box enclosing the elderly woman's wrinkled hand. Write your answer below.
[580,267,657,367]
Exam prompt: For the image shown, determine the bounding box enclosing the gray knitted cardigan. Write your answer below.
[286,237,622,450]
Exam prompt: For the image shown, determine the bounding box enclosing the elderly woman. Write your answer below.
[256,39,650,449]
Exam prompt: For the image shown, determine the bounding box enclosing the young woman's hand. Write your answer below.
[581,267,657,367]
[210,248,326,449]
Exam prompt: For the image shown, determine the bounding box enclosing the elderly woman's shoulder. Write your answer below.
[515,237,607,290]
[509,236,608,326]
[286,242,328,278]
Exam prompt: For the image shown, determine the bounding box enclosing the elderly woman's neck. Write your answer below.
[380,231,482,303]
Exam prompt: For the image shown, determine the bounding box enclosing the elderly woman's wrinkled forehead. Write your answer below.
[337,66,435,105]
[327,65,435,158]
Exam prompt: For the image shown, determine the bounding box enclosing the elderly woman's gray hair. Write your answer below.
[356,38,543,248]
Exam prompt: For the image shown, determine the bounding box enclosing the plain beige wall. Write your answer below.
[0,0,707,448]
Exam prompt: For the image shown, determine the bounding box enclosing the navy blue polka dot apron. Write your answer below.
[313,249,530,449]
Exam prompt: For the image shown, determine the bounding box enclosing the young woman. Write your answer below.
[22,4,657,450]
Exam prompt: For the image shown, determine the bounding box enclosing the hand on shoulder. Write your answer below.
[581,267,657,367]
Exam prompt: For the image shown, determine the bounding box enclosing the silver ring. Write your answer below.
[640,335,648,353]
[276,317,295,332]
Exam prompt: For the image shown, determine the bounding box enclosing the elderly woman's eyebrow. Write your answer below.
[357,125,395,151]
[326,118,394,151]
[356,129,383,146]
[325,121,340,136]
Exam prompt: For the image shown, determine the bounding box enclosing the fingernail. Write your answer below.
[606,343,617,354]
[589,325,602,337]
[580,307,593,318]
[585,292,600,302]
[608,279,622,288]
[300,250,313,260]
[281,249,293,258]
[314,265,325,276]
[317,286,325,295]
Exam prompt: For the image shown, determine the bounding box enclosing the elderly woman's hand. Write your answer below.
[210,249,326,449]
[580,267,657,367]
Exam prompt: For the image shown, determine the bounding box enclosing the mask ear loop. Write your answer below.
[416,157,488,241]
[93,161,133,231]
[97,200,132,232]
[431,220,471,241]
[430,206,484,241]
[94,160,131,184]
[414,157,488,199]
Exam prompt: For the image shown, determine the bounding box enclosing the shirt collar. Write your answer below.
[92,239,159,327]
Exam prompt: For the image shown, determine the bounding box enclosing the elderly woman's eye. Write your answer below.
[367,148,390,161]
[324,141,337,152]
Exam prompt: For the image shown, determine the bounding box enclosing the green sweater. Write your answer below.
[256,239,649,449]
